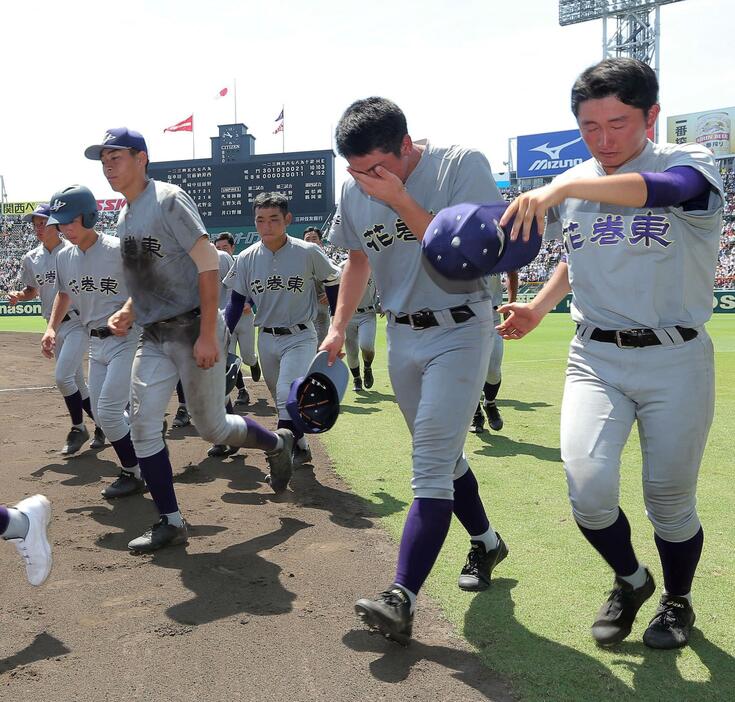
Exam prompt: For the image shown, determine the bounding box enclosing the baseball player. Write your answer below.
[214,232,261,403]
[469,270,518,433]
[497,58,723,649]
[224,193,341,466]
[341,260,378,392]
[303,227,332,347]
[0,495,52,586]
[324,97,508,645]
[8,204,102,454]
[86,128,294,552]
[41,185,144,499]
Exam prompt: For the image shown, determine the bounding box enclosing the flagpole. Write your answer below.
[233,78,237,123]
[282,104,285,154]
[192,114,195,159]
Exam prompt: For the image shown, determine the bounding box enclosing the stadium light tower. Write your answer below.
[0,175,7,232]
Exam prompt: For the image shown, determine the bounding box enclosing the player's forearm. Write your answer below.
[332,256,371,334]
[528,262,571,316]
[390,191,434,242]
[560,174,647,208]
[10,286,37,302]
[197,270,220,338]
[47,292,71,331]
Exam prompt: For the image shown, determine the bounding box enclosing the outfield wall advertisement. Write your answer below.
[0,301,42,316]
[551,291,735,313]
[667,107,735,158]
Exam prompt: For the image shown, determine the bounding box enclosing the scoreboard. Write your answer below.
[148,123,335,232]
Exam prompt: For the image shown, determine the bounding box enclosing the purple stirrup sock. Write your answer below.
[654,528,704,596]
[110,432,138,469]
[483,381,501,403]
[63,390,84,425]
[453,469,490,536]
[138,449,179,515]
[176,381,186,405]
[244,417,278,451]
[577,508,639,577]
[394,498,453,595]
[0,506,9,535]
[82,395,95,421]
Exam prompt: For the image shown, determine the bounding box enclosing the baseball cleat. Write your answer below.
[61,426,90,456]
[265,429,294,493]
[353,377,363,392]
[355,587,413,646]
[591,568,655,646]
[363,366,374,389]
[9,495,52,586]
[250,361,262,382]
[128,516,188,552]
[207,444,239,458]
[293,443,312,465]
[90,426,106,450]
[172,406,191,428]
[458,534,508,591]
[643,595,695,649]
[234,387,250,407]
[483,401,504,431]
[102,470,146,499]
[468,405,485,434]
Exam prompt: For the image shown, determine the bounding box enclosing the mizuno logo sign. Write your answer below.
[528,157,584,172]
[530,136,582,160]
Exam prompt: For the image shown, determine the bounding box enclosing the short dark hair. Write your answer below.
[571,58,659,117]
[335,97,407,159]
[216,232,235,246]
[252,191,289,216]
[303,226,322,240]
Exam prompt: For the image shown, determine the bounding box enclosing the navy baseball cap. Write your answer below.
[286,351,349,434]
[421,202,542,284]
[84,127,148,160]
[22,203,51,223]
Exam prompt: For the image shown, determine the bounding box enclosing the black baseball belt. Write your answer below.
[262,324,308,335]
[90,327,114,339]
[144,308,201,330]
[580,325,698,348]
[61,309,80,323]
[356,306,376,314]
[394,305,475,330]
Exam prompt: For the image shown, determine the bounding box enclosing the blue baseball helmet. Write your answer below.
[46,185,99,229]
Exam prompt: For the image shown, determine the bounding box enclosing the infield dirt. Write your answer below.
[0,332,512,702]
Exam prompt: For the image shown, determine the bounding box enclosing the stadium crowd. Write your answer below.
[2,167,735,292]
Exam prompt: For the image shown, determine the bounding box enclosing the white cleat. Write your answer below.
[9,495,52,586]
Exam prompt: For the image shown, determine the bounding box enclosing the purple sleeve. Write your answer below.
[225,289,246,333]
[642,166,711,209]
[324,284,339,315]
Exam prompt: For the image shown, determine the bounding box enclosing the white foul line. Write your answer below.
[0,385,56,393]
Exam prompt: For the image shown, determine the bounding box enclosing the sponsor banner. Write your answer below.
[2,199,126,218]
[551,291,735,314]
[0,300,42,317]
[667,107,735,158]
[517,129,591,179]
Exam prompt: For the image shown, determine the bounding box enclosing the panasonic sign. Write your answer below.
[517,129,591,179]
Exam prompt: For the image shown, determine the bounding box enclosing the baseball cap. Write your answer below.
[22,203,51,223]
[421,202,542,284]
[286,351,349,434]
[84,127,148,160]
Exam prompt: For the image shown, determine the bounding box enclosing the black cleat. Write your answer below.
[207,444,238,457]
[265,429,294,493]
[355,587,413,646]
[458,534,508,591]
[353,377,363,392]
[128,516,188,552]
[89,426,106,450]
[172,406,191,428]
[592,568,655,646]
[250,361,261,382]
[235,387,250,406]
[483,401,504,431]
[293,444,312,465]
[102,470,145,499]
[468,405,485,434]
[643,595,695,649]
[61,426,89,456]
[363,366,374,389]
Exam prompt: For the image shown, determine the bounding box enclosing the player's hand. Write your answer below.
[193,334,220,369]
[499,182,567,242]
[495,303,543,340]
[318,293,328,305]
[320,326,345,366]
[7,291,21,305]
[243,303,252,315]
[41,329,56,359]
[347,165,406,208]
[108,308,134,336]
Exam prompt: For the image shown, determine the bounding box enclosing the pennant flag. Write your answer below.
[274,109,284,122]
[164,115,193,133]
[215,87,229,99]
[273,108,284,134]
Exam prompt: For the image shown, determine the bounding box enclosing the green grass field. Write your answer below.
[0,317,46,333]
[322,315,735,702]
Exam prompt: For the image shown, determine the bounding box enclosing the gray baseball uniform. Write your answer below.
[546,141,723,542]
[223,252,258,366]
[313,278,331,347]
[55,234,136,442]
[343,264,378,370]
[117,179,251,457]
[21,241,89,400]
[216,249,235,311]
[224,237,341,421]
[329,142,501,499]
